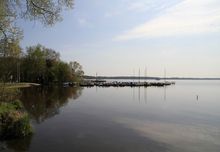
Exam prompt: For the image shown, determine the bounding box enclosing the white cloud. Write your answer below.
[127,1,150,12]
[115,0,220,41]
[127,0,168,12]
[104,0,170,18]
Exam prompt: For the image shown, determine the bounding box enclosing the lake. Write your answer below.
[1,80,220,152]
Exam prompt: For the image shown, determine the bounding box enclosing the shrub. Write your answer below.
[0,101,33,139]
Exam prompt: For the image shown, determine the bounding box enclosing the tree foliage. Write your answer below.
[0,1,80,84]
[0,0,74,29]
[19,44,83,84]
[69,61,84,82]
[0,44,84,84]
[0,0,74,54]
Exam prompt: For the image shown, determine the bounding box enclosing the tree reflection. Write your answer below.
[1,135,33,152]
[20,86,83,123]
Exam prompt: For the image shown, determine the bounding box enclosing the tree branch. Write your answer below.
[30,0,55,15]
[0,24,7,39]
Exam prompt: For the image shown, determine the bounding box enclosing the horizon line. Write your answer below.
[84,75,220,80]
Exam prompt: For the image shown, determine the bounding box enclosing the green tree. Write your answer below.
[69,61,84,82]
[0,39,22,82]
[44,47,60,83]
[1,43,84,84]
[3,39,21,57]
[22,45,46,83]
[55,61,72,83]
[21,44,74,84]
[0,0,74,83]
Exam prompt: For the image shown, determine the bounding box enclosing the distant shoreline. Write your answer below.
[84,76,220,80]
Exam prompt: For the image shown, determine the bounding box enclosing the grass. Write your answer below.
[0,100,33,139]
[0,83,40,89]
[0,100,23,114]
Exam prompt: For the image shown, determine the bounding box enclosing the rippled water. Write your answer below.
[1,80,220,152]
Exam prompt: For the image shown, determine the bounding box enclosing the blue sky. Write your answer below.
[19,0,220,77]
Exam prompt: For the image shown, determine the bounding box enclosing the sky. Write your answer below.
[19,0,220,77]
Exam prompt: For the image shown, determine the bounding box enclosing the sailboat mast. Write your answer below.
[139,68,140,83]
[164,68,166,82]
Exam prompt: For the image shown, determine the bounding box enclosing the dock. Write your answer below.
[79,81,175,87]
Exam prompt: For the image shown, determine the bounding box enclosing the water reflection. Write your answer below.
[1,135,33,152]
[1,86,83,152]
[20,86,83,123]
[131,86,167,104]
[164,86,166,101]
[1,81,220,152]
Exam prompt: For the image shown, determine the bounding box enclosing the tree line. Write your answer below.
[0,0,84,84]
[0,44,84,84]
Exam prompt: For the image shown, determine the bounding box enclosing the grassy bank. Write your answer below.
[0,83,40,89]
[0,100,33,139]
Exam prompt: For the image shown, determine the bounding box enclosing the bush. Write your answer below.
[11,100,23,110]
[0,101,33,139]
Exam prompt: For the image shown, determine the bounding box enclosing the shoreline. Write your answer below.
[0,83,40,89]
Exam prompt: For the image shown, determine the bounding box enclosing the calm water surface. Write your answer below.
[1,80,220,152]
